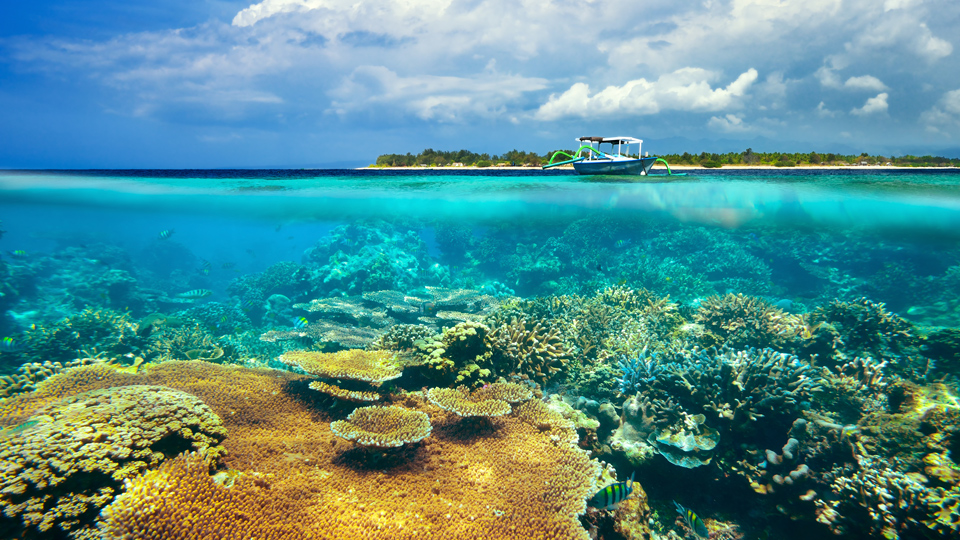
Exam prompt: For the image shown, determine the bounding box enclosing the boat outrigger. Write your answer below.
[542,136,678,176]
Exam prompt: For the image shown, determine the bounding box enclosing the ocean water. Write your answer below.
[1,168,960,539]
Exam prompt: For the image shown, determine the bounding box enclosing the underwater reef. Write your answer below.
[1,216,960,539]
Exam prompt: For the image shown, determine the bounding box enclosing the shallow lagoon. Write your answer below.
[1,168,960,539]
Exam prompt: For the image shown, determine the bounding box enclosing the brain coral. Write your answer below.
[330,405,432,448]
[0,385,226,537]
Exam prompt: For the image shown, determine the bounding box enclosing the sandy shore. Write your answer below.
[360,165,958,171]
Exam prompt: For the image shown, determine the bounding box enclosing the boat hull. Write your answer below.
[572,157,657,176]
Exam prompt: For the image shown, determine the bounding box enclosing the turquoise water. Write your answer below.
[2,168,960,539]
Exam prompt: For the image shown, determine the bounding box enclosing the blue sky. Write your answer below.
[2,0,960,168]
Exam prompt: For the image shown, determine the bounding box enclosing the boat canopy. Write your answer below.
[577,136,642,145]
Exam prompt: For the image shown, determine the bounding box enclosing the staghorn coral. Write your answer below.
[0,385,226,537]
[278,349,402,384]
[330,405,432,448]
[145,322,228,363]
[426,386,513,418]
[488,316,569,384]
[17,308,140,364]
[694,293,798,350]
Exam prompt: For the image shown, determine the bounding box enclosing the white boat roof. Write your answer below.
[577,136,642,144]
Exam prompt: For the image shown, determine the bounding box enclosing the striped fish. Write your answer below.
[589,471,634,510]
[674,501,709,538]
[177,289,213,299]
[292,316,309,329]
[158,229,174,240]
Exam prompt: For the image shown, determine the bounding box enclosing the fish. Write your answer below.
[222,262,237,269]
[674,501,709,538]
[158,229,174,240]
[420,302,437,315]
[9,250,27,258]
[1,337,22,353]
[615,239,631,248]
[176,289,213,300]
[199,260,212,274]
[589,472,634,510]
[292,316,309,329]
[0,420,41,438]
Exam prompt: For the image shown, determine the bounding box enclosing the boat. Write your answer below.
[543,136,678,176]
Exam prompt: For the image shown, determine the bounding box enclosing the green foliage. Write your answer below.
[374,148,960,168]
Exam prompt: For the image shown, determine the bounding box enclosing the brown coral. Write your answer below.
[330,405,432,447]
[5,360,600,539]
[308,381,381,402]
[426,386,512,418]
[97,451,314,540]
[488,316,569,383]
[694,293,797,350]
[278,349,402,384]
[474,381,534,403]
[0,385,226,536]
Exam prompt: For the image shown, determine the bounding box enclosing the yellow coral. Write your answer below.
[426,386,512,417]
[278,349,402,384]
[474,381,534,403]
[308,381,381,402]
[330,405,432,447]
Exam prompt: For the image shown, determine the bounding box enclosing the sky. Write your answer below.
[1,0,960,168]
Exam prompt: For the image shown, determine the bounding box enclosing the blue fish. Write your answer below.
[292,316,309,329]
[674,500,709,538]
[589,472,634,510]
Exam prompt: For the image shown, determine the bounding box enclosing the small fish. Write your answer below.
[615,239,631,248]
[9,250,27,258]
[245,249,256,258]
[292,316,309,329]
[420,302,437,315]
[176,289,213,300]
[158,229,174,240]
[219,315,229,323]
[1,337,22,353]
[0,419,40,438]
[665,277,673,282]
[674,501,709,538]
[222,262,236,269]
[589,472,634,510]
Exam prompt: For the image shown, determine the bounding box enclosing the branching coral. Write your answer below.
[330,405,432,448]
[18,308,140,364]
[488,316,569,384]
[694,293,798,350]
[812,297,915,361]
[0,385,226,537]
[146,322,228,362]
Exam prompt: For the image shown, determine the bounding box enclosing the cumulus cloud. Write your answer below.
[535,68,758,121]
[843,75,888,92]
[921,88,960,134]
[708,114,751,133]
[851,93,889,116]
[329,66,548,122]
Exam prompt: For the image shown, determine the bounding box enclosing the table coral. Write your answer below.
[0,385,226,537]
[330,405,432,448]
[278,349,402,384]
[4,360,602,539]
[426,386,512,418]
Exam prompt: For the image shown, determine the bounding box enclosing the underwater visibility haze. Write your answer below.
[2,168,960,540]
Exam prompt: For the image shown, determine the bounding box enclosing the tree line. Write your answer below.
[374,148,960,168]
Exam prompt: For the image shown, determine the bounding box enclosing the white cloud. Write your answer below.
[920,88,960,134]
[843,75,888,92]
[535,68,758,120]
[816,101,837,117]
[851,92,889,116]
[708,114,751,132]
[329,66,548,122]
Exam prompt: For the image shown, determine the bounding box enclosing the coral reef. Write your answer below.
[426,386,513,418]
[330,405,432,448]
[0,385,226,537]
